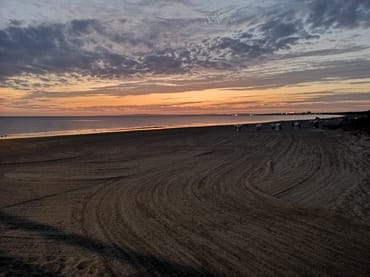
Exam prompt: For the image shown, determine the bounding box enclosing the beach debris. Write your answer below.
[256,124,262,130]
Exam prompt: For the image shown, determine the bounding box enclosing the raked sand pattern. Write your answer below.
[1,121,370,276]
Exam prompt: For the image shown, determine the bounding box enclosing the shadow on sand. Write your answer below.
[0,249,63,276]
[0,211,212,276]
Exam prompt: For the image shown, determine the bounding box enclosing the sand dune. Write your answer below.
[1,121,370,276]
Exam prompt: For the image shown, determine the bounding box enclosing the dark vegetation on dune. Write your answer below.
[322,111,370,134]
[341,111,370,134]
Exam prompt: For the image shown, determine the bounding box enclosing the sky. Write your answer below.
[0,0,370,115]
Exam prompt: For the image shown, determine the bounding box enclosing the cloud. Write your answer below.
[0,0,369,84]
[294,91,370,103]
[141,53,183,74]
[0,22,93,78]
[305,0,370,29]
[4,57,370,103]
[278,45,369,59]
[69,19,101,34]
[0,20,191,79]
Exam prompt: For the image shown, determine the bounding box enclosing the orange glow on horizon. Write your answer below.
[1,77,370,115]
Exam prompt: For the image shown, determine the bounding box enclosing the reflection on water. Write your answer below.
[0,114,341,139]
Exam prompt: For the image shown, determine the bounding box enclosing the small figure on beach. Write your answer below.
[312,117,320,128]
[274,123,282,131]
[293,122,301,129]
[234,125,242,132]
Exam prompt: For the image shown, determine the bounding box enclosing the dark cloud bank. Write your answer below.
[0,0,369,81]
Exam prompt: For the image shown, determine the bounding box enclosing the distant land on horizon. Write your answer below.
[0,110,369,118]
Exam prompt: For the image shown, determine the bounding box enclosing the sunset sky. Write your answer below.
[1,0,370,115]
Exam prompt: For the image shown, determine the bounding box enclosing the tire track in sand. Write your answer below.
[79,129,370,275]
[2,126,370,275]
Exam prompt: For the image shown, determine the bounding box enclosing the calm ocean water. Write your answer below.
[0,114,340,139]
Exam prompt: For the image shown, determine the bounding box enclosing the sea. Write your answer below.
[0,114,341,139]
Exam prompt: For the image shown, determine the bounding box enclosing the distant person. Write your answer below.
[274,123,281,131]
[312,117,320,129]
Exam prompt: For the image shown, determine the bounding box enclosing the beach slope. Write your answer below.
[1,122,370,275]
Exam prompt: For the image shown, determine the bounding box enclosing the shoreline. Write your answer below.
[0,114,343,141]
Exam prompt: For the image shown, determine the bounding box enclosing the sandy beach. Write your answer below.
[1,120,370,276]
